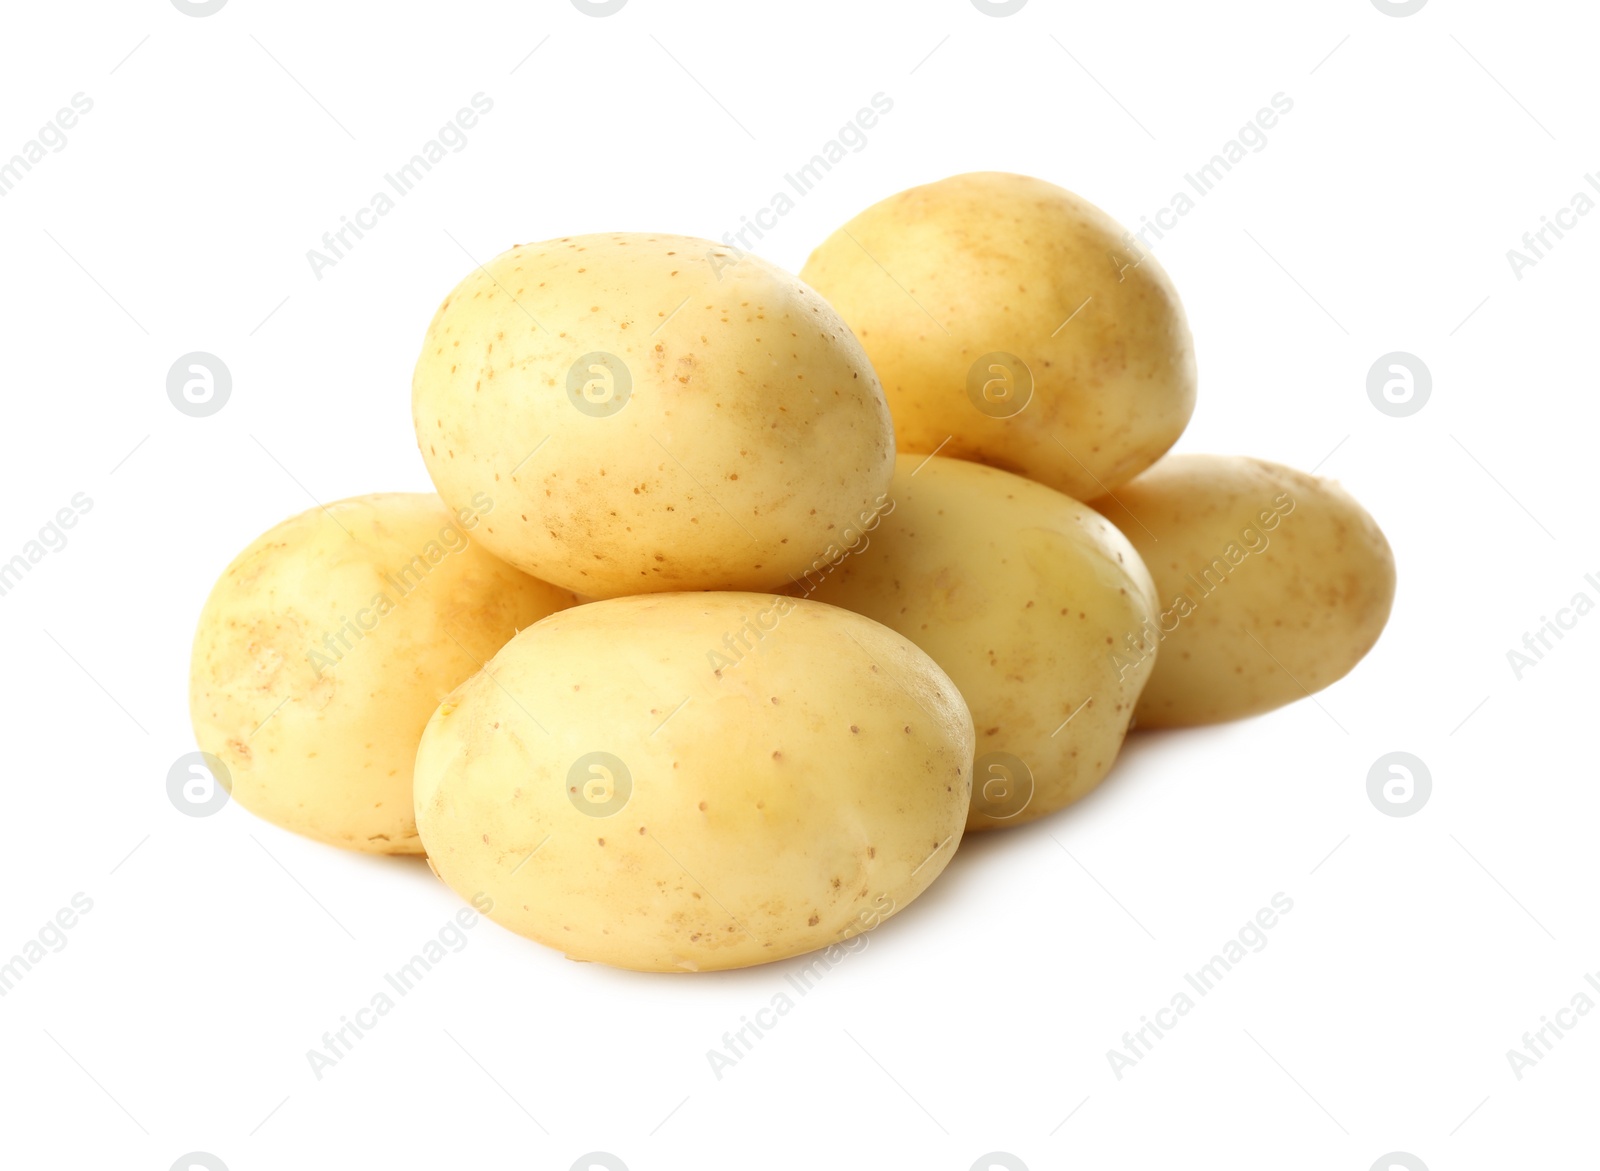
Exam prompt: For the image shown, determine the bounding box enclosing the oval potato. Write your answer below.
[1089,455,1396,726]
[805,454,1159,829]
[800,172,1195,499]
[412,232,895,598]
[189,493,575,852]
[413,593,974,972]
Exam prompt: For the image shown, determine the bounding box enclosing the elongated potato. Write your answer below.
[1089,455,1395,726]
[412,232,895,598]
[413,593,974,972]
[804,455,1159,829]
[800,172,1195,499]
[189,493,575,853]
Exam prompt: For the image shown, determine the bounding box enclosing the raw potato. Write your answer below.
[412,232,895,598]
[800,172,1196,500]
[189,493,575,853]
[805,455,1159,830]
[413,593,974,972]
[1089,455,1396,726]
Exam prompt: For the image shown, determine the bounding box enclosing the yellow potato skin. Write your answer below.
[188,493,575,854]
[799,172,1196,499]
[1089,455,1396,727]
[412,593,974,973]
[804,455,1159,830]
[412,232,895,598]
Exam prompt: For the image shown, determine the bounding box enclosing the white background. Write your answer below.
[1,1,1594,1168]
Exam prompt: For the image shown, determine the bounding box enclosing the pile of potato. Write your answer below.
[190,172,1395,973]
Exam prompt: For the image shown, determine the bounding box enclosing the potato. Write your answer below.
[189,493,575,853]
[412,232,895,598]
[800,172,1196,500]
[804,454,1158,829]
[1088,455,1396,726]
[412,592,974,972]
